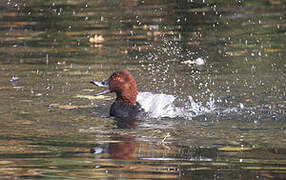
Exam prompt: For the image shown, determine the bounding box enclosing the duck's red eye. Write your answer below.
[114,76,121,81]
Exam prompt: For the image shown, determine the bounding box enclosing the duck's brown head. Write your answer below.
[90,70,138,105]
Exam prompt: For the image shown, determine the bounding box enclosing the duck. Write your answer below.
[90,70,144,118]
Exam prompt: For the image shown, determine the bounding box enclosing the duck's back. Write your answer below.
[110,101,144,118]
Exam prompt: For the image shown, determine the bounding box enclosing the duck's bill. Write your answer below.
[90,80,109,87]
[90,80,111,96]
[93,89,111,96]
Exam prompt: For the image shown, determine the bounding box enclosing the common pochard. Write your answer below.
[90,70,144,118]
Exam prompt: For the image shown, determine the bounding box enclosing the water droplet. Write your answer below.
[46,54,49,65]
[258,51,262,56]
[239,103,244,109]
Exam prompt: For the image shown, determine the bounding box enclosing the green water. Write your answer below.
[0,0,285,179]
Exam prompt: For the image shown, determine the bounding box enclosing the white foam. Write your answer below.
[137,92,178,118]
[137,92,216,119]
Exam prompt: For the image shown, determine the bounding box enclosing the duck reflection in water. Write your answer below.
[91,117,138,160]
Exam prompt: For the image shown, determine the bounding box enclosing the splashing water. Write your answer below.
[137,92,216,119]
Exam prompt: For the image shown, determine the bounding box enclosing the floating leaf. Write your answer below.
[82,89,94,92]
[121,49,128,54]
[13,86,24,89]
[20,100,33,102]
[20,111,30,115]
[218,147,252,151]
[0,87,11,90]
[63,68,71,72]
[21,120,34,125]
[264,49,280,53]
[245,98,253,103]
[75,95,112,100]
[187,41,200,45]
[89,35,104,43]
[0,161,13,165]
[57,61,67,65]
[65,31,83,36]
[49,103,90,110]
[225,50,246,56]
[133,25,148,30]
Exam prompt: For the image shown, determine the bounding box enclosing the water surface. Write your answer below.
[0,0,286,179]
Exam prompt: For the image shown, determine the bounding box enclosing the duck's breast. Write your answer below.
[110,101,143,118]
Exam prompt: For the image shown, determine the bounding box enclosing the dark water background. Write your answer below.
[0,0,286,179]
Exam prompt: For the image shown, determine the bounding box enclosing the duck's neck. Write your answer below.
[116,91,137,106]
